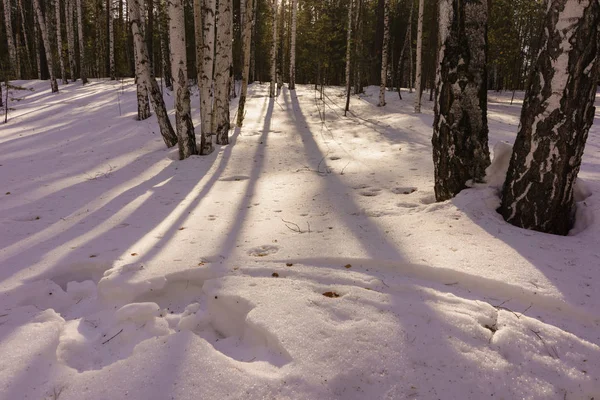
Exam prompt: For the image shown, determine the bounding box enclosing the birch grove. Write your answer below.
[76,0,88,84]
[66,0,77,80]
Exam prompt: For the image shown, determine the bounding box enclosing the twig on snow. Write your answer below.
[102,328,124,345]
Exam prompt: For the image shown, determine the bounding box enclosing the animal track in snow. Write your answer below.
[359,188,382,197]
[391,187,417,195]
[248,245,279,257]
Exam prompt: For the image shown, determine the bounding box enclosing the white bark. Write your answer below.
[3,0,18,78]
[414,0,424,113]
[344,0,353,95]
[133,2,150,120]
[199,0,215,154]
[269,0,277,97]
[214,0,232,144]
[76,0,87,83]
[34,12,41,79]
[193,0,202,89]
[169,0,198,158]
[66,0,76,80]
[17,0,32,75]
[378,0,390,106]
[236,0,253,126]
[289,0,297,89]
[109,0,115,79]
[55,0,68,83]
[129,0,178,147]
[33,0,59,92]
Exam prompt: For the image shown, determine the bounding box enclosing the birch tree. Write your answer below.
[169,0,198,159]
[396,0,414,99]
[237,0,254,127]
[378,0,390,107]
[431,0,490,201]
[76,0,88,83]
[3,0,19,78]
[55,0,68,83]
[129,0,177,147]
[33,0,59,92]
[66,0,77,80]
[499,0,600,235]
[133,2,150,120]
[289,0,297,90]
[414,0,424,112]
[108,0,115,79]
[214,0,232,144]
[199,0,216,154]
[344,0,353,115]
[193,0,202,90]
[158,0,172,89]
[17,0,33,76]
[269,0,278,98]
[353,0,362,94]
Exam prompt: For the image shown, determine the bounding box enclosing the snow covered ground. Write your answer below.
[1,80,599,399]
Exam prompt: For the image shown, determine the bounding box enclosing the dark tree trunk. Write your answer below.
[499,0,600,235]
[432,0,490,201]
[146,0,153,71]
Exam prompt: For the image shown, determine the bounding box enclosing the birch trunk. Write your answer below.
[236,0,253,127]
[193,0,202,90]
[289,0,296,89]
[55,0,68,83]
[108,0,115,79]
[250,0,256,82]
[353,0,362,94]
[34,0,59,91]
[34,12,42,79]
[396,0,413,99]
[378,0,389,107]
[199,0,215,154]
[76,0,87,83]
[344,0,353,114]
[158,0,172,89]
[134,5,150,120]
[414,0,424,112]
[214,0,232,144]
[129,0,178,147]
[3,0,19,78]
[17,0,33,75]
[269,0,277,98]
[499,0,600,235]
[66,0,76,80]
[432,0,490,201]
[169,0,198,159]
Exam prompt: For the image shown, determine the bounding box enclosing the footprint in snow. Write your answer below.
[390,187,417,195]
[248,245,280,257]
[359,188,382,197]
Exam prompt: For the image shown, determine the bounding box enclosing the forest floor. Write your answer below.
[1,80,600,399]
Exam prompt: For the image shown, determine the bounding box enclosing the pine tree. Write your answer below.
[432,0,490,201]
[499,0,600,235]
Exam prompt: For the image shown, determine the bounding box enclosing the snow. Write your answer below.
[1,80,600,399]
